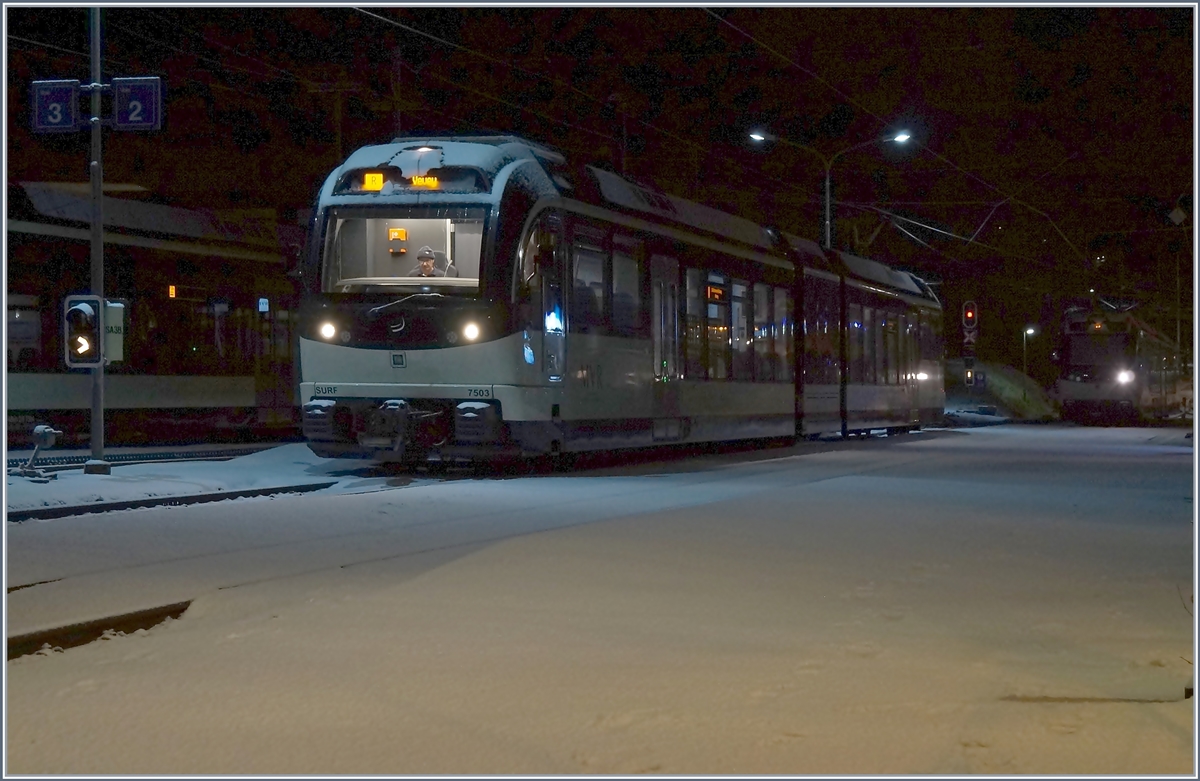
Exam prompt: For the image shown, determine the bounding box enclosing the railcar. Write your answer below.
[1052,303,1190,423]
[296,135,944,462]
[5,183,301,446]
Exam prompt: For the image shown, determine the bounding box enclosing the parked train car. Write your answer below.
[5,182,302,446]
[1052,302,1191,423]
[295,135,944,462]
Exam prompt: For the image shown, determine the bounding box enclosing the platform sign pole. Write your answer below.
[31,7,161,473]
[85,7,110,474]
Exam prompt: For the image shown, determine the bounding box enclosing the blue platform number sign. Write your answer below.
[112,76,162,131]
[31,79,80,133]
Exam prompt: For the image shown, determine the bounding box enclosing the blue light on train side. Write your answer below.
[258,297,269,313]
[545,309,564,334]
[524,343,535,365]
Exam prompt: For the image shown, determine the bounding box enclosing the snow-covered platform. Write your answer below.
[5,444,386,521]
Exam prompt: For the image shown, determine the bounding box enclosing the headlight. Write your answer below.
[463,322,480,341]
[1117,370,1134,384]
[319,322,337,340]
[916,372,929,381]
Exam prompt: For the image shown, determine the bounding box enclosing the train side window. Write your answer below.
[684,267,705,379]
[753,283,773,381]
[875,311,886,384]
[847,302,864,384]
[773,286,792,382]
[863,307,876,384]
[882,312,898,385]
[706,272,730,380]
[612,235,641,337]
[804,276,839,385]
[731,280,752,381]
[571,239,605,334]
[519,230,539,290]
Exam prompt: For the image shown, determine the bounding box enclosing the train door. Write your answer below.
[650,253,683,439]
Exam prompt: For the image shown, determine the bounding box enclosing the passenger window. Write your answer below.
[884,314,898,384]
[684,268,704,379]
[774,287,792,382]
[706,272,730,380]
[868,307,878,383]
[847,303,864,384]
[731,280,752,381]
[612,236,641,336]
[571,240,605,334]
[753,283,773,381]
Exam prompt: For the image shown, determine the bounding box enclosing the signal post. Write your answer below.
[31,8,161,473]
[962,300,978,389]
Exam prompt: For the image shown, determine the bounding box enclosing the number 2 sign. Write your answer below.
[112,77,161,131]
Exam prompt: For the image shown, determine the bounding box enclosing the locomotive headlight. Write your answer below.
[463,322,481,341]
[916,372,929,381]
[319,322,337,340]
[1117,370,1134,384]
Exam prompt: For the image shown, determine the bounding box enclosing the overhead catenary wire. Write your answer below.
[704,8,1092,262]
[353,7,822,212]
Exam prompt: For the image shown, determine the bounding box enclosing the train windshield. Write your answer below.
[1066,332,1130,368]
[320,205,488,295]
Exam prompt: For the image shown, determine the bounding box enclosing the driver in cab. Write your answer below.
[408,246,445,277]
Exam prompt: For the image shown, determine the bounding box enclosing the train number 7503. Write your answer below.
[466,388,491,398]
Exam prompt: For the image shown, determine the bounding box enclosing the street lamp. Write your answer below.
[750,129,911,250]
[1023,325,1037,377]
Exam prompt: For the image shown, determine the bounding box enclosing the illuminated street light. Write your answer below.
[749,129,912,250]
[1023,325,1038,377]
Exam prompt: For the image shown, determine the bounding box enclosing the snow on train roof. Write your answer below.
[338,136,562,182]
[587,167,782,253]
[837,250,926,297]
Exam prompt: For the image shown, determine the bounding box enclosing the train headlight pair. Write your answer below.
[1117,370,1134,384]
[319,320,479,342]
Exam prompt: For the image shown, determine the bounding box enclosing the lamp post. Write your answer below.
[1023,326,1037,377]
[750,130,910,250]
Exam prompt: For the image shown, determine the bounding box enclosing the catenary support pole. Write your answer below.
[86,6,110,474]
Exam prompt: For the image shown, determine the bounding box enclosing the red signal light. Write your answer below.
[962,301,978,329]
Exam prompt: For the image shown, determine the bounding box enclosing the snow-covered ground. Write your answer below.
[5,426,1195,774]
[5,443,407,514]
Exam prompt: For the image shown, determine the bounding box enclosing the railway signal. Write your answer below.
[63,296,102,367]
[962,301,978,330]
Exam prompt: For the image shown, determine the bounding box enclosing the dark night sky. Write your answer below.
[5,4,1195,361]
